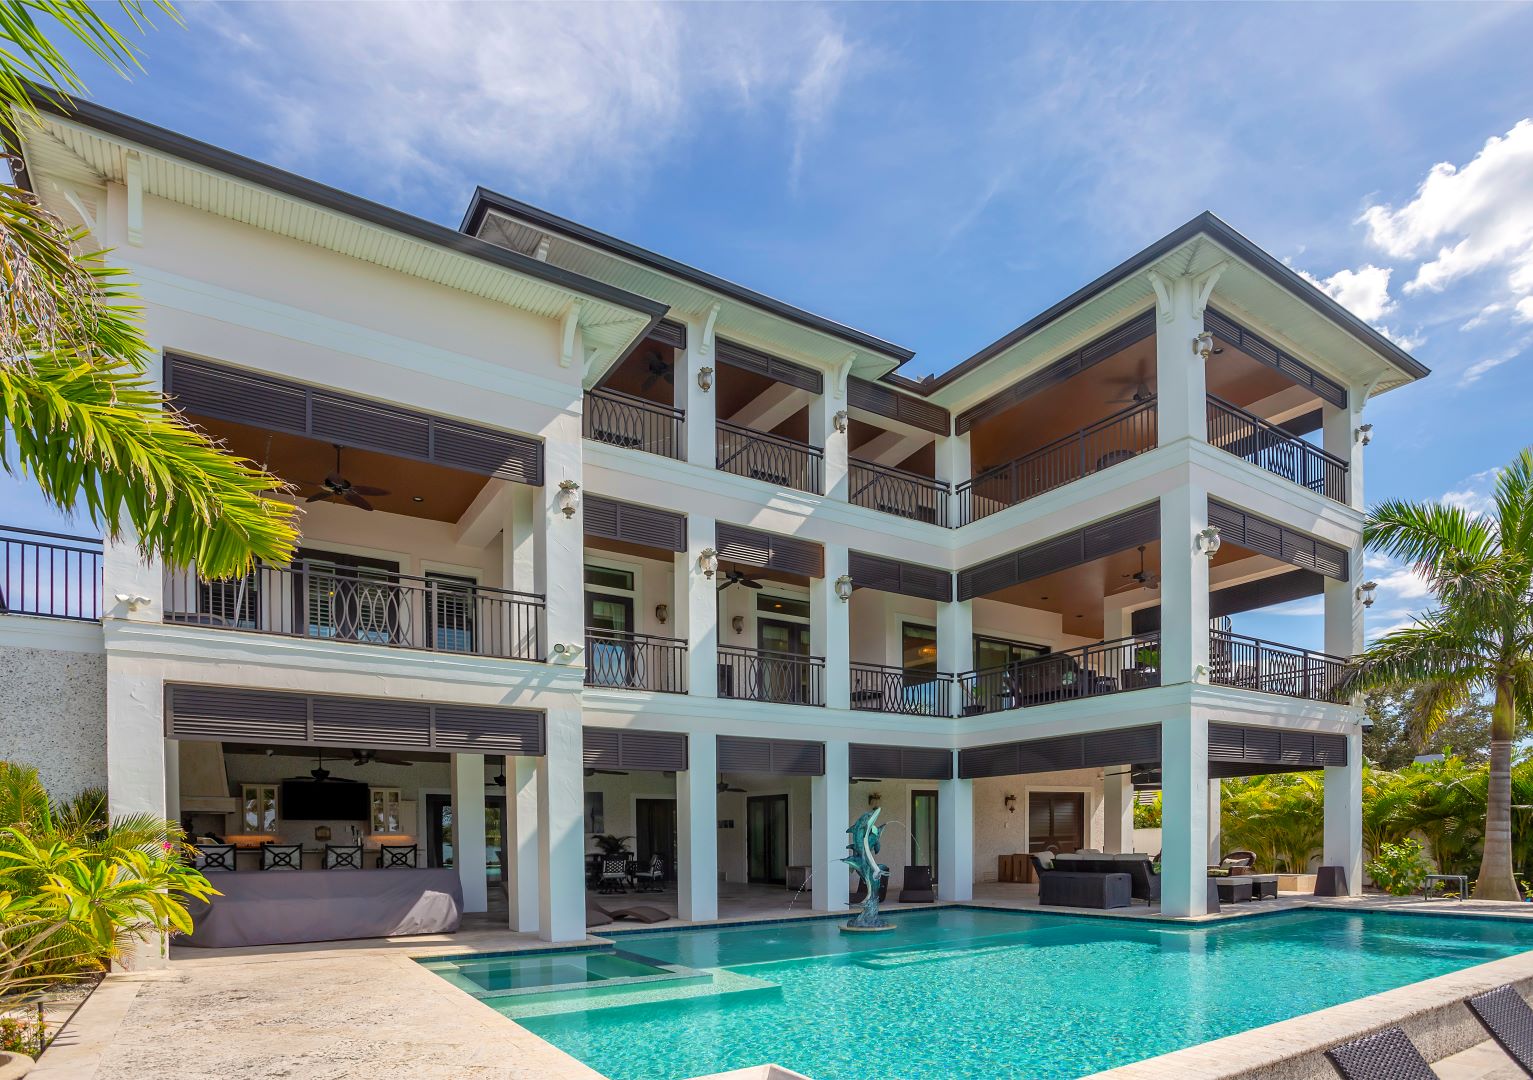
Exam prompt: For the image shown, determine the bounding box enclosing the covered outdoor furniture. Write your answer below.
[1466,985,1533,1076]
[182,867,463,947]
[1323,1026,1437,1080]
[377,844,418,869]
[597,857,629,894]
[192,843,236,872]
[898,866,936,904]
[323,844,363,870]
[1248,874,1279,900]
[1051,853,1161,903]
[586,900,672,926]
[259,842,302,871]
[1039,871,1131,909]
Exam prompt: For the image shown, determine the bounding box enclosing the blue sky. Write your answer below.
[8,2,1533,649]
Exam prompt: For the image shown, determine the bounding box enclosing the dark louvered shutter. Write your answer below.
[958,504,1158,600]
[1208,500,1350,582]
[649,319,688,350]
[716,523,824,577]
[164,685,309,743]
[1313,733,1348,765]
[311,697,432,749]
[848,552,952,602]
[958,742,1022,779]
[584,496,687,552]
[848,744,953,780]
[1206,723,1346,770]
[716,339,824,394]
[1018,736,1083,773]
[432,705,544,755]
[1205,309,1347,408]
[717,735,824,776]
[1082,725,1161,767]
[584,729,687,771]
[847,377,950,435]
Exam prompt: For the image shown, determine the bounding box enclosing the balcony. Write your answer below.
[584,629,687,693]
[1,526,102,622]
[164,563,545,661]
[849,663,952,717]
[584,387,684,459]
[957,399,1157,526]
[1206,396,1347,503]
[957,634,1160,716]
[718,644,825,706]
[1210,630,1346,702]
[716,421,823,494]
[848,460,949,525]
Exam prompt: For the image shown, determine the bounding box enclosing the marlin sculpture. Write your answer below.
[843,808,891,929]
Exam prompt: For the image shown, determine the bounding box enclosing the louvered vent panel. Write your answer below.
[165,684,309,743]
[1243,727,1282,761]
[650,319,688,350]
[1018,736,1084,773]
[715,524,773,568]
[311,697,432,749]
[849,745,902,778]
[769,535,824,579]
[1015,534,1085,581]
[433,422,543,485]
[1208,500,1350,582]
[311,393,431,458]
[1313,733,1349,766]
[716,339,823,394]
[583,498,619,540]
[771,740,825,776]
[1083,504,1159,559]
[958,743,1022,779]
[585,497,687,552]
[1083,725,1161,767]
[847,377,950,435]
[1205,309,1348,409]
[433,706,544,755]
[900,747,955,780]
[1207,724,1248,761]
[615,731,688,771]
[717,735,774,773]
[848,552,904,594]
[165,356,308,431]
[584,728,622,768]
[1278,731,1314,764]
[900,563,953,603]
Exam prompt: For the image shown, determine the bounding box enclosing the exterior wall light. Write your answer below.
[654,603,669,625]
[699,547,719,578]
[834,574,854,602]
[1193,331,1214,360]
[1357,580,1378,608]
[697,366,714,392]
[833,409,850,434]
[867,791,881,808]
[1356,423,1373,447]
[1004,794,1017,814]
[1195,525,1222,557]
[557,479,580,518]
[731,615,745,634]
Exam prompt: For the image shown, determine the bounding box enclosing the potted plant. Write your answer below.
[591,834,634,857]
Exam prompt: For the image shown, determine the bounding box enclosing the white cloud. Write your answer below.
[1292,262,1422,350]
[1360,118,1533,329]
[1441,466,1499,517]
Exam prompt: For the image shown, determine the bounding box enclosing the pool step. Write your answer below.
[499,968,781,1021]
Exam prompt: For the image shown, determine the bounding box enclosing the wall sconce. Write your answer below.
[731,615,745,635]
[1004,794,1017,814]
[867,791,881,809]
[1195,525,1222,557]
[833,409,850,435]
[834,574,854,602]
[1356,423,1373,447]
[654,603,669,625]
[1357,580,1378,608]
[1193,331,1214,360]
[699,547,718,578]
[557,479,580,518]
[697,366,714,392]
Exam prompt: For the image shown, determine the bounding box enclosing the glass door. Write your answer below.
[634,798,677,882]
[485,795,506,883]
[585,592,636,687]
[910,789,939,884]
[428,793,507,882]
[757,618,811,703]
[746,794,788,885]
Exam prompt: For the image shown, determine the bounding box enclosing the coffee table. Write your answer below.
[1247,874,1278,900]
[1215,877,1253,903]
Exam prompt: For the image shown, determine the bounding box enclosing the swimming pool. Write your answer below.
[423,906,1533,1080]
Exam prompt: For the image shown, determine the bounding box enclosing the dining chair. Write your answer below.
[259,842,302,871]
[377,843,418,869]
[324,844,363,869]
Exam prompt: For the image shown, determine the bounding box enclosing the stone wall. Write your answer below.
[0,640,107,799]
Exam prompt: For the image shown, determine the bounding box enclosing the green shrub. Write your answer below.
[1133,792,1161,830]
[1366,838,1432,896]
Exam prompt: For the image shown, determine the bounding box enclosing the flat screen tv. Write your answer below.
[280,779,370,821]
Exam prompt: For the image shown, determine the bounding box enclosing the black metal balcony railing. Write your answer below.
[956,399,1157,526]
[848,459,950,525]
[718,644,825,706]
[584,387,684,459]
[1206,396,1348,503]
[957,634,1160,716]
[849,662,953,717]
[716,421,823,495]
[1209,630,1347,702]
[1,526,102,622]
[584,629,687,693]
[165,563,545,661]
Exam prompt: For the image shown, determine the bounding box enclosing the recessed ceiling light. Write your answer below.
[1040,595,1049,600]
[412,496,424,503]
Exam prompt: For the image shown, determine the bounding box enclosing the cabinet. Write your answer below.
[241,784,278,832]
[370,788,403,833]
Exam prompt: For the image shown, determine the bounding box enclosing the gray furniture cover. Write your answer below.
[1039,871,1131,909]
[182,868,463,948]
[1052,853,1161,901]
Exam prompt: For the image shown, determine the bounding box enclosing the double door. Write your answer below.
[757,618,812,704]
[427,794,508,882]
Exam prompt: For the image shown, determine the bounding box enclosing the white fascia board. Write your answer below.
[0,615,105,654]
[579,688,957,742]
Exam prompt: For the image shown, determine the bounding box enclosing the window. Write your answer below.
[241,784,277,832]
[584,565,635,592]
[902,623,938,674]
[428,572,476,652]
[974,634,1049,671]
[756,594,810,620]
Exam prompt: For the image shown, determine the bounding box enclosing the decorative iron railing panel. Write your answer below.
[584,629,687,693]
[1209,630,1347,702]
[165,563,544,661]
[956,634,1160,716]
[1206,396,1348,503]
[716,421,823,495]
[584,388,684,459]
[848,460,950,525]
[718,644,825,706]
[0,526,102,621]
[956,400,1157,525]
[849,662,953,717]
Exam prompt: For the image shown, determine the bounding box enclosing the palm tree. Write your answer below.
[2,1,297,577]
[1341,449,1533,901]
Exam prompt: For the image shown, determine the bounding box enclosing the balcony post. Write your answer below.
[937,431,970,528]
[1158,484,1211,687]
[677,733,718,921]
[541,411,585,664]
[1324,545,1365,670]
[1150,268,1221,446]
[537,705,586,942]
[1323,383,1367,510]
[680,515,719,698]
[1103,767,1134,854]
[812,544,851,709]
[679,310,716,469]
[937,598,973,717]
[810,739,850,911]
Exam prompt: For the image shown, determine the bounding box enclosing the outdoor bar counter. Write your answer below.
[183,868,463,948]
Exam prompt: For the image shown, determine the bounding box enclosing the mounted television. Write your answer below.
[280,779,370,821]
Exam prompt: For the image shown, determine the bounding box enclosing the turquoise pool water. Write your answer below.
[439,907,1533,1080]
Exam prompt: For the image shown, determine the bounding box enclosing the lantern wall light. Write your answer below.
[557,479,580,518]
[1356,423,1374,447]
[1357,580,1378,608]
[699,547,718,578]
[1195,525,1222,557]
[833,409,850,434]
[697,366,714,392]
[834,574,854,602]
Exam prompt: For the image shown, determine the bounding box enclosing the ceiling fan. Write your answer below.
[717,777,747,793]
[1108,379,1155,405]
[297,444,391,511]
[717,568,764,593]
[286,753,360,784]
[641,351,674,391]
[1114,545,1159,593]
[350,748,414,767]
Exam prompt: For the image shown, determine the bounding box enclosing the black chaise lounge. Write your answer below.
[1323,1027,1437,1080]
[1467,985,1533,1076]
[586,900,672,926]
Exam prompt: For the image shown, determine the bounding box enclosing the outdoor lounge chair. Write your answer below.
[1323,1027,1436,1080]
[586,900,672,926]
[897,866,936,904]
[1466,985,1533,1076]
[597,856,630,894]
[633,854,665,893]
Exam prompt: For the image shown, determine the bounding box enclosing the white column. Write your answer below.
[1322,385,1368,511]
[1207,779,1223,864]
[504,755,539,933]
[1104,768,1134,854]
[813,386,850,502]
[937,763,973,901]
[1151,268,1220,446]
[937,598,974,719]
[682,515,718,698]
[938,432,971,528]
[1158,484,1211,686]
[164,740,181,824]
[452,753,488,913]
[680,310,718,469]
[813,544,851,710]
[1160,710,1209,917]
[677,733,719,921]
[811,740,850,911]
[1323,728,1364,895]
[1325,541,1366,667]
[541,412,585,664]
[537,708,586,942]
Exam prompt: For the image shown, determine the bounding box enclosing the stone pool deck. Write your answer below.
[33,893,1533,1079]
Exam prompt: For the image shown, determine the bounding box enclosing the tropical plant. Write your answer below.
[1133,791,1161,830]
[591,834,634,856]
[1365,838,1432,897]
[1221,772,1324,873]
[1,0,297,577]
[1339,449,1533,901]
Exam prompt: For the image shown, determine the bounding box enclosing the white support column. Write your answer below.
[1207,779,1223,864]
[164,740,180,824]
[813,544,851,710]
[504,755,539,933]
[1104,768,1134,854]
[681,309,719,469]
[104,524,166,824]
[537,708,586,942]
[813,383,851,502]
[1158,484,1211,687]
[1151,267,1221,446]
[682,515,718,699]
[937,599,974,719]
[811,740,850,911]
[938,432,971,528]
[677,733,719,922]
[1323,383,1369,511]
[452,753,488,913]
[937,763,973,901]
[1160,710,1210,917]
[1323,728,1364,896]
[1325,543,1366,662]
[541,412,585,665]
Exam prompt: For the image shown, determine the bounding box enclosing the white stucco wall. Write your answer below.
[971,769,1106,884]
[0,621,107,799]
